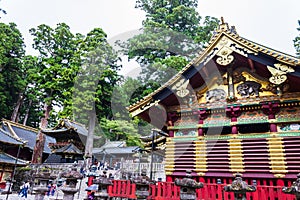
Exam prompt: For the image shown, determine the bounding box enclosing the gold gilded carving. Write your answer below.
[131,99,160,117]
[267,63,295,85]
[274,63,295,73]
[172,79,190,98]
[216,47,234,66]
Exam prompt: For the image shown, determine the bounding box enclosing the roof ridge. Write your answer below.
[128,21,300,114]
[3,152,29,164]
[0,128,24,144]
[63,119,87,128]
[2,118,39,133]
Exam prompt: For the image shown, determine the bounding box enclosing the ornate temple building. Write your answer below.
[1,119,55,162]
[0,128,27,188]
[42,119,87,163]
[128,19,300,187]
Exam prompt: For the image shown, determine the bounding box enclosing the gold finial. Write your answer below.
[217,17,237,34]
[219,17,229,31]
[221,16,225,24]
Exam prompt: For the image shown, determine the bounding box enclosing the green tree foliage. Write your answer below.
[30,23,85,163]
[123,0,219,100]
[100,118,142,146]
[30,23,82,127]
[0,22,25,119]
[111,77,155,137]
[70,28,121,123]
[17,55,44,127]
[294,20,300,57]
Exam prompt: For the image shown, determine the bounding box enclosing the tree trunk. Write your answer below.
[11,93,24,122]
[23,99,32,126]
[84,109,96,168]
[31,102,51,164]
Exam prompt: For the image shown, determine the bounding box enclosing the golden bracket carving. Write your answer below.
[172,79,190,98]
[267,63,295,85]
[216,47,234,66]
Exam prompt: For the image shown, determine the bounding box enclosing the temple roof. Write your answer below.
[54,143,83,155]
[98,140,126,149]
[1,119,55,154]
[128,19,300,129]
[41,119,98,145]
[93,146,139,155]
[0,152,28,165]
[93,140,139,155]
[0,128,24,145]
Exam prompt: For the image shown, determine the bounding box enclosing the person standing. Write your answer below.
[19,181,30,199]
[46,182,56,196]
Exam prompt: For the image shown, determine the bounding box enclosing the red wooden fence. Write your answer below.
[107,180,296,200]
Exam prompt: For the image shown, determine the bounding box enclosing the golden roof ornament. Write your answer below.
[213,17,238,36]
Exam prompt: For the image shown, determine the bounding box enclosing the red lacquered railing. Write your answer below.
[106,181,296,200]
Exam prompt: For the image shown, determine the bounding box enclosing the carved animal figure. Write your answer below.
[237,81,261,97]
[206,89,226,103]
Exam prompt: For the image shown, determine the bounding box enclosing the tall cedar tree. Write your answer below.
[124,0,218,97]
[71,29,121,159]
[0,23,25,120]
[30,23,82,163]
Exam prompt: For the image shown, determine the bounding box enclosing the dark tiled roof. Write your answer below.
[2,122,56,154]
[0,152,27,165]
[64,120,88,136]
[42,119,88,136]
[99,140,126,149]
[41,119,100,146]
[0,128,23,145]
[93,146,139,155]
[44,154,62,163]
[55,143,83,155]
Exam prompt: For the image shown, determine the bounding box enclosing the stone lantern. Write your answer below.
[131,169,153,199]
[92,170,113,200]
[32,168,57,200]
[224,173,256,200]
[282,173,300,200]
[174,170,204,200]
[87,165,98,186]
[60,167,84,200]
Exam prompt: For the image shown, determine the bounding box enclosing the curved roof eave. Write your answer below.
[128,25,300,117]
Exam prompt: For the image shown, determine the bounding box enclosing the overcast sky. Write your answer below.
[1,0,299,57]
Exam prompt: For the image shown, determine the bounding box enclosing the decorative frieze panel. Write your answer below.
[278,123,300,132]
[237,110,268,124]
[203,113,230,127]
[175,130,197,137]
[276,107,300,123]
